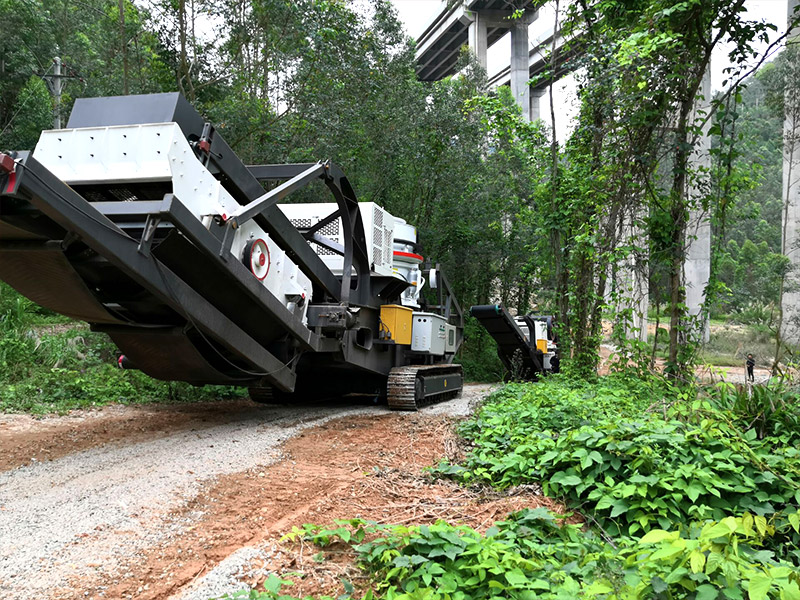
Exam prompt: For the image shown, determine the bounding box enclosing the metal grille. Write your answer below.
[373,227,383,266]
[291,218,340,237]
[109,187,138,202]
[320,221,339,237]
[85,191,106,203]
[385,230,393,261]
[312,242,337,256]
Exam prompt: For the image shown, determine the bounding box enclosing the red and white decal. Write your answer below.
[393,250,424,263]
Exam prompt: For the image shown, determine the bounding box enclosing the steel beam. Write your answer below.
[247,163,319,180]
[229,162,326,228]
[89,201,165,217]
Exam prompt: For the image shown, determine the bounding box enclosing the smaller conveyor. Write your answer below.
[470,304,558,380]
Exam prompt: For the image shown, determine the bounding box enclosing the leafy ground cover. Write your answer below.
[0,283,243,413]
[231,376,800,600]
[435,379,800,540]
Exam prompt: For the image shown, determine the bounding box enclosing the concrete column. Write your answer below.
[613,207,649,342]
[467,11,488,73]
[510,20,530,121]
[683,65,712,343]
[529,88,546,122]
[781,0,800,346]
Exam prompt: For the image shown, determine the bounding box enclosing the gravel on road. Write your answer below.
[0,384,496,599]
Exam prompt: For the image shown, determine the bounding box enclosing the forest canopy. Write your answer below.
[0,0,796,379]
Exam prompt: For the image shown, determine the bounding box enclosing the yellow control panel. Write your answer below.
[380,304,413,345]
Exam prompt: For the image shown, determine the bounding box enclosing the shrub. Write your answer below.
[243,510,800,600]
[434,378,800,540]
[709,381,800,442]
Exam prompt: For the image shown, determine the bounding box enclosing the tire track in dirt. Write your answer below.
[0,399,269,472]
[0,400,387,599]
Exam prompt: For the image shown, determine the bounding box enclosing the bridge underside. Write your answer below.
[415,0,537,82]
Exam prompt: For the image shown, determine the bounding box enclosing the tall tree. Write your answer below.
[556,0,779,378]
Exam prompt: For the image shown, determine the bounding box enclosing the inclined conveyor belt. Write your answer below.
[0,154,306,390]
[470,304,544,378]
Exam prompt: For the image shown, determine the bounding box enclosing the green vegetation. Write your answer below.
[0,282,243,414]
[643,318,774,370]
[1,1,799,593]
[435,379,800,541]
[1,0,797,379]
[238,377,800,600]
[244,510,800,600]
[699,325,775,369]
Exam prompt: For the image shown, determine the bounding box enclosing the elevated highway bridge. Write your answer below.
[414,0,575,121]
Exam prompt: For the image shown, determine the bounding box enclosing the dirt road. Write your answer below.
[0,385,553,600]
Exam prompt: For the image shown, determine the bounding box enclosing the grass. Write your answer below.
[0,282,245,414]
[646,321,776,369]
[700,323,775,368]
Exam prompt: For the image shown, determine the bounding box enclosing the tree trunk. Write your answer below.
[666,102,692,377]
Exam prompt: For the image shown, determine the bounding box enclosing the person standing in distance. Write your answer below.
[746,353,755,383]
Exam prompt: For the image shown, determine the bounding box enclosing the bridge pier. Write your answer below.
[683,66,712,343]
[467,11,488,72]
[463,8,538,119]
[529,88,546,122]
[604,207,649,342]
[510,20,531,121]
[781,0,800,347]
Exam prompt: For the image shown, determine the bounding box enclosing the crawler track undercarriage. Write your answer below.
[387,365,464,411]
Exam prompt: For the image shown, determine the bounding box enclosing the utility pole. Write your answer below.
[44,57,80,129]
[52,57,63,129]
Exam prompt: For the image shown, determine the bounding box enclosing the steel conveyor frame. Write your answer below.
[1,153,302,390]
[470,303,546,379]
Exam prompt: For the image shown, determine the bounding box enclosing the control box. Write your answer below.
[411,312,447,355]
[445,323,457,353]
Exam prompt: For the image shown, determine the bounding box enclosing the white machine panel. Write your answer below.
[278,202,396,277]
[34,123,232,217]
[33,124,313,320]
[411,312,447,355]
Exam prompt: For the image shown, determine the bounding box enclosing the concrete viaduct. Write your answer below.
[414,0,575,121]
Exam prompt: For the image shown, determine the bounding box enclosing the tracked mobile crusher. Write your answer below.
[0,93,463,409]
